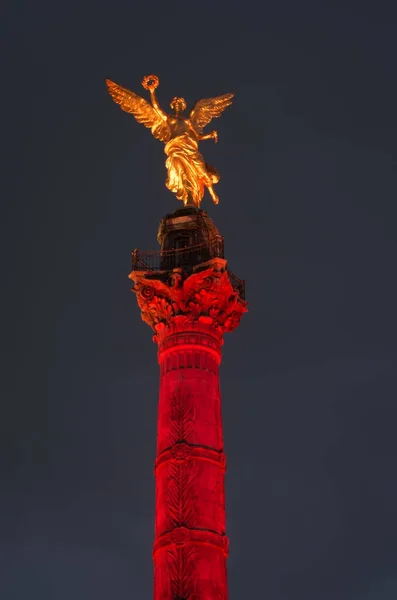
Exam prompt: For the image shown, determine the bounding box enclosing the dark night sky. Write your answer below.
[1,1,397,598]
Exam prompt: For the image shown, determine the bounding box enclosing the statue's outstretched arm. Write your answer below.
[142,75,167,122]
[190,93,234,143]
[198,130,218,143]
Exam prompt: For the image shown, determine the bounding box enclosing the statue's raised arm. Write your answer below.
[105,74,234,207]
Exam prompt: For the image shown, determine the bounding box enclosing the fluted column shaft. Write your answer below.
[153,320,228,600]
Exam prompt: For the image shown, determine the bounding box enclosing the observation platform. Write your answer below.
[130,206,246,301]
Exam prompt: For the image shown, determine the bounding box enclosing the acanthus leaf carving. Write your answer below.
[166,545,195,600]
[131,265,247,333]
[169,387,195,446]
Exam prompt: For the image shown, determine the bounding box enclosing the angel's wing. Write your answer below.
[190,93,234,134]
[106,79,171,143]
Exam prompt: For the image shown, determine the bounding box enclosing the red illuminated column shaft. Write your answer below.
[131,262,247,600]
[153,318,228,600]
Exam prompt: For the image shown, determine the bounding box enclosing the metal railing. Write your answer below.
[227,270,246,300]
[131,236,245,300]
[132,237,224,272]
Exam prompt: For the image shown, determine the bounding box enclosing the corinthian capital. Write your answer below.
[130,264,247,334]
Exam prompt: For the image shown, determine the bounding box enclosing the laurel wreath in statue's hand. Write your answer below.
[142,74,159,91]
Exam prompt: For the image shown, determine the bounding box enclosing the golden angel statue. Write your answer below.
[105,74,234,207]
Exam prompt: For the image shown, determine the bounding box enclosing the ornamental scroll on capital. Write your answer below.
[130,266,247,334]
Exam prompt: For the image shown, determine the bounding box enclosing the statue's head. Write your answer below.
[170,96,187,114]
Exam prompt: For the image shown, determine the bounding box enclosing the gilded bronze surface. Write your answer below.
[106,75,234,207]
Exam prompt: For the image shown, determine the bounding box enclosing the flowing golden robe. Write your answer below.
[164,134,220,207]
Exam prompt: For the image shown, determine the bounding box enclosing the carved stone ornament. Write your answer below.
[172,443,192,462]
[130,266,247,333]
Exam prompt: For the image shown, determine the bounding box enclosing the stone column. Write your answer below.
[131,260,246,600]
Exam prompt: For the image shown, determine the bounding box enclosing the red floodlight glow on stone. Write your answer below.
[129,207,247,600]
